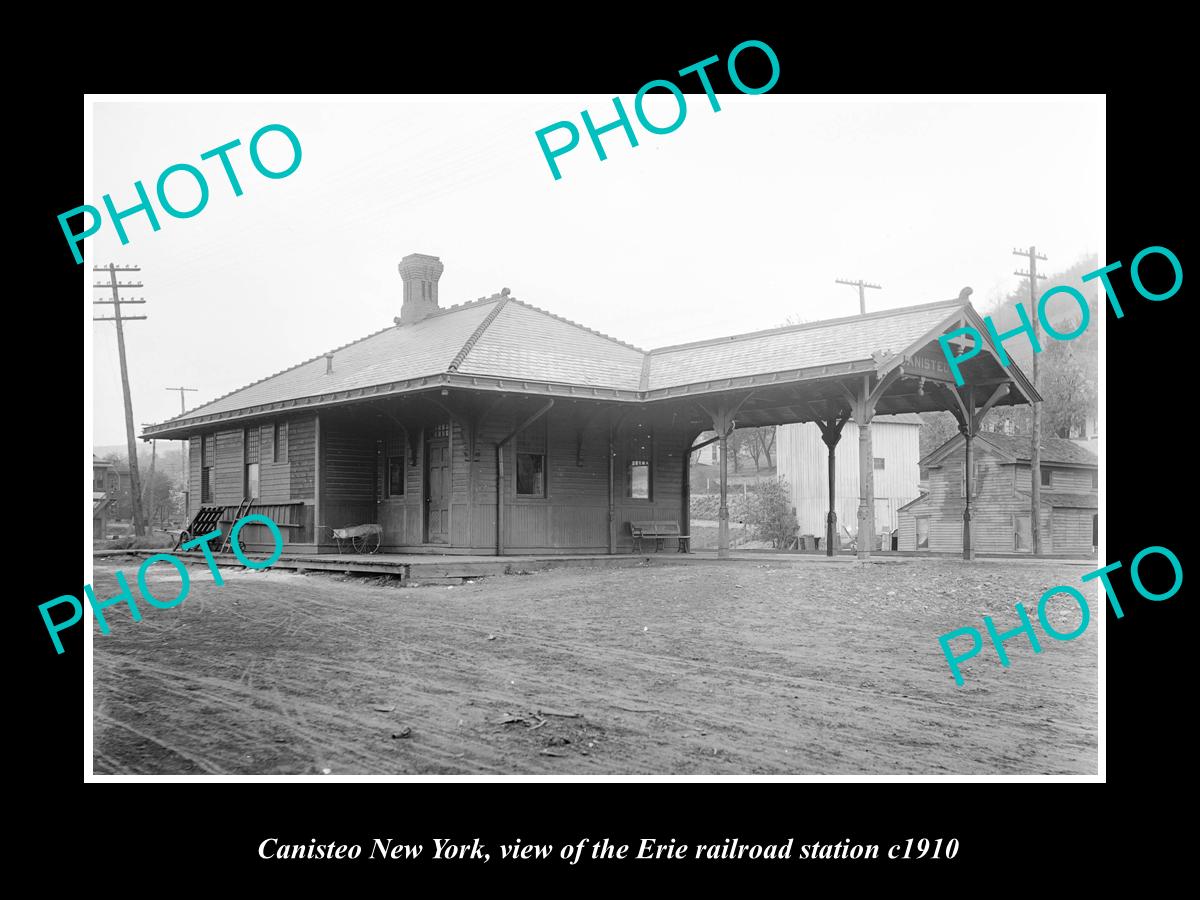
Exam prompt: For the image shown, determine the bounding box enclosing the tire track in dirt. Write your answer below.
[377,608,1097,737]
[94,710,225,773]
[91,560,1097,774]
[94,653,510,774]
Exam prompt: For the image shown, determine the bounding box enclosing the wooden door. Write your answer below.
[425,434,450,543]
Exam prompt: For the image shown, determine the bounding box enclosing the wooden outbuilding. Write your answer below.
[142,253,1040,560]
[898,433,1098,555]
[777,413,922,544]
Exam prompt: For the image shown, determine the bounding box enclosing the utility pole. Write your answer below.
[835,278,882,315]
[1013,246,1048,554]
[166,386,198,415]
[94,263,148,537]
[166,386,198,513]
[140,425,157,525]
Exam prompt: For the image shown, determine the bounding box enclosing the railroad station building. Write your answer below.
[143,253,1040,560]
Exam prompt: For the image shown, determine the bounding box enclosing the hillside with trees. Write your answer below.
[919,254,1099,458]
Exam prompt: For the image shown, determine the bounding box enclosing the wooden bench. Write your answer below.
[630,520,690,553]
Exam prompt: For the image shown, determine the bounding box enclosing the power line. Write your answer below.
[94,263,148,537]
[1013,245,1048,556]
[166,386,198,415]
[835,278,882,316]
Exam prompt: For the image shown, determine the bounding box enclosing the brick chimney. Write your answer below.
[398,253,444,324]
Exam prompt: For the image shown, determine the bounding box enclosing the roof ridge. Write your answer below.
[164,322,399,423]
[649,297,967,355]
[505,297,646,354]
[422,296,502,319]
[448,292,510,372]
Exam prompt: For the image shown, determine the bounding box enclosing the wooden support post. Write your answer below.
[682,431,695,553]
[496,443,505,556]
[818,415,848,556]
[858,418,874,560]
[961,417,974,561]
[696,392,755,560]
[961,383,1008,561]
[608,424,616,554]
[826,440,836,555]
[718,423,730,558]
[837,370,901,560]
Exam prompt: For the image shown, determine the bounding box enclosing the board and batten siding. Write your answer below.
[1052,508,1097,555]
[1016,464,1095,493]
[212,429,244,505]
[258,423,290,504]
[185,415,316,546]
[898,443,1055,552]
[310,406,691,553]
[288,416,316,500]
[376,425,423,550]
[318,419,376,538]
[897,498,924,550]
[776,419,922,537]
[187,437,202,519]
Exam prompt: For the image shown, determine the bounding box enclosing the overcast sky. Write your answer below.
[88,96,1103,445]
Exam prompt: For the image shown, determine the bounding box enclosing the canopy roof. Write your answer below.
[143,289,1039,440]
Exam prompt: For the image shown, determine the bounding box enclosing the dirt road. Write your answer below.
[91,556,1098,775]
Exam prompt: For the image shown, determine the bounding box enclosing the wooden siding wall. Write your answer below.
[258,423,291,504]
[1015,464,1095,493]
[187,437,201,520]
[189,403,689,554]
[1052,508,1097,554]
[377,425,423,549]
[213,429,244,505]
[898,446,1053,552]
[897,505,920,550]
[187,414,316,546]
[225,502,314,552]
[319,419,377,537]
[288,416,316,500]
[464,409,616,552]
[307,403,691,553]
[776,420,922,536]
[613,422,689,552]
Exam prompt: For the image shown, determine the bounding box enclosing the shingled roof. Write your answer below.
[143,290,1030,439]
[646,301,960,390]
[923,433,1098,468]
[978,434,1098,466]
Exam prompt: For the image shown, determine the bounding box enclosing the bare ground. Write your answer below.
[91,556,1098,775]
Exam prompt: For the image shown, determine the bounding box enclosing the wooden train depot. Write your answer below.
[143,253,1040,561]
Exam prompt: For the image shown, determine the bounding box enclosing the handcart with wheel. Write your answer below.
[321,523,383,554]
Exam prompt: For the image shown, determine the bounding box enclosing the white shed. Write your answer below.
[775,414,923,539]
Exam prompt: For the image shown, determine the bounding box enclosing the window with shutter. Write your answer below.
[516,418,547,498]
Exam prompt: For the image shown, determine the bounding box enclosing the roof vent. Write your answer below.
[324,353,334,374]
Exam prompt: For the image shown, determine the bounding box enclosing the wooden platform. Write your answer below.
[95,549,675,585]
[93,546,1098,586]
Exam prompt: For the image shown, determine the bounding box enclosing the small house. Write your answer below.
[897,433,1098,555]
[92,455,119,536]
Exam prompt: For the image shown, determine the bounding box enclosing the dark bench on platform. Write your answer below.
[630,520,690,553]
